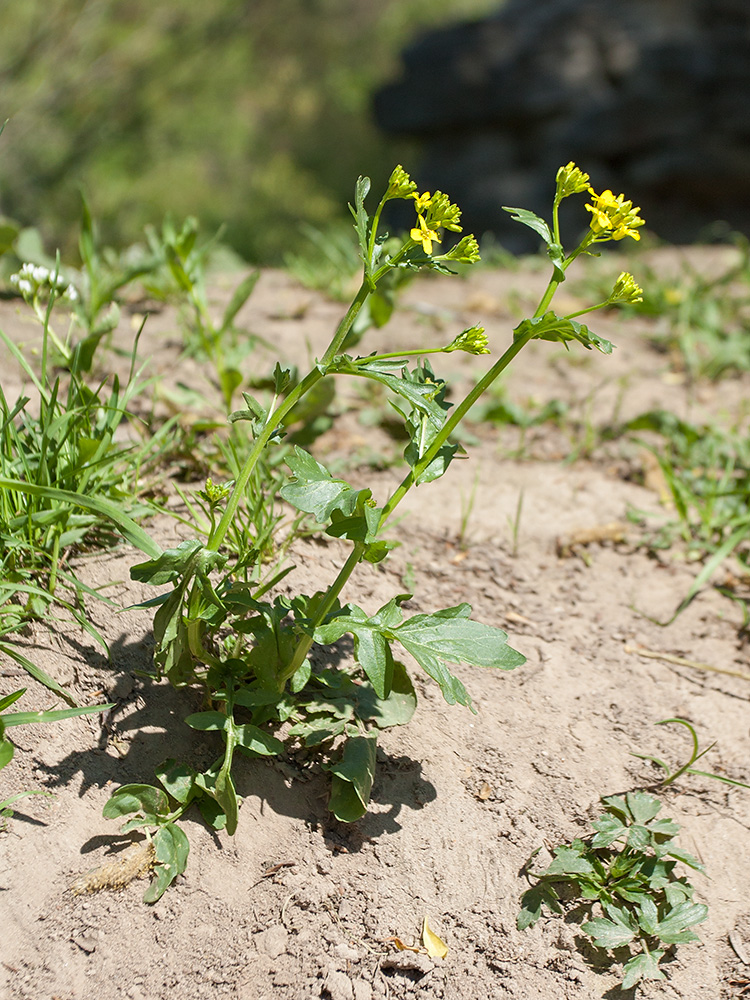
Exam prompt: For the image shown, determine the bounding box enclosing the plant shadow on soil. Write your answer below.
[21,626,438,860]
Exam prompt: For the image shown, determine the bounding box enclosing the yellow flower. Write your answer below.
[411,214,442,254]
[585,188,645,242]
[412,191,433,213]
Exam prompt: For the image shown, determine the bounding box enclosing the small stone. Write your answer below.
[353,981,373,1000]
[380,951,434,975]
[71,933,97,954]
[324,969,354,1000]
[253,924,288,959]
[333,942,359,963]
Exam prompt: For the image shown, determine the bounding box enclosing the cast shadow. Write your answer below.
[30,627,437,848]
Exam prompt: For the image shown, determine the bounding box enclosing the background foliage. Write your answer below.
[0,0,498,264]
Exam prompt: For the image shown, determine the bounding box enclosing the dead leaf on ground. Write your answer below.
[422,917,448,959]
[557,521,629,558]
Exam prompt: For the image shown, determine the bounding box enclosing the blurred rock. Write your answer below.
[374,0,750,250]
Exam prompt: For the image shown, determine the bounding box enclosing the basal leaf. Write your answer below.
[637,896,659,936]
[622,950,666,989]
[355,659,417,729]
[582,915,636,949]
[323,733,377,822]
[545,846,596,878]
[103,784,170,822]
[626,791,662,826]
[591,814,626,848]
[654,902,708,944]
[130,539,203,585]
[155,759,198,806]
[392,604,525,673]
[143,822,190,903]
[234,724,284,756]
[185,711,228,732]
[517,884,560,930]
[665,846,705,873]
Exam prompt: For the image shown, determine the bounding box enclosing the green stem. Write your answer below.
[207,366,323,553]
[278,269,566,672]
[278,543,365,686]
[379,325,538,525]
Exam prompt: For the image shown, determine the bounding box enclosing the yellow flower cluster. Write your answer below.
[409,190,463,255]
[585,188,645,242]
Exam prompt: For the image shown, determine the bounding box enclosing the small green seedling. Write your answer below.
[518,791,707,990]
[633,717,750,790]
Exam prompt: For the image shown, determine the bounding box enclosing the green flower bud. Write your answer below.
[199,478,234,507]
[386,165,418,200]
[609,271,643,304]
[445,325,490,355]
[555,161,591,201]
[424,191,463,233]
[441,234,481,265]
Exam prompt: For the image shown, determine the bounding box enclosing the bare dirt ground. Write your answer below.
[1,250,749,1000]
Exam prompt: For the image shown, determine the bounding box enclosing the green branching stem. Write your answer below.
[282,273,565,669]
[278,543,366,687]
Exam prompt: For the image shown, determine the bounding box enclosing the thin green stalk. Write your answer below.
[278,272,566,669]
[207,367,324,553]
[279,543,366,685]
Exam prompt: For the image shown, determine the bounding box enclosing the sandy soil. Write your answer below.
[1,250,749,1000]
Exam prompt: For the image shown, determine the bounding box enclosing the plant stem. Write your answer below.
[278,543,365,686]
[208,280,375,554]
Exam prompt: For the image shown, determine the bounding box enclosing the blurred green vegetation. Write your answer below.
[0,0,498,265]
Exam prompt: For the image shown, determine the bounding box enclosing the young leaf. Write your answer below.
[324,733,378,822]
[143,822,190,903]
[502,207,554,246]
[350,175,372,272]
[280,447,367,522]
[621,950,666,989]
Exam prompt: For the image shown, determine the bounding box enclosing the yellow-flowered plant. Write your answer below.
[117,163,648,903]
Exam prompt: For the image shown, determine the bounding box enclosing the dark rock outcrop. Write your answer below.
[374,0,750,250]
